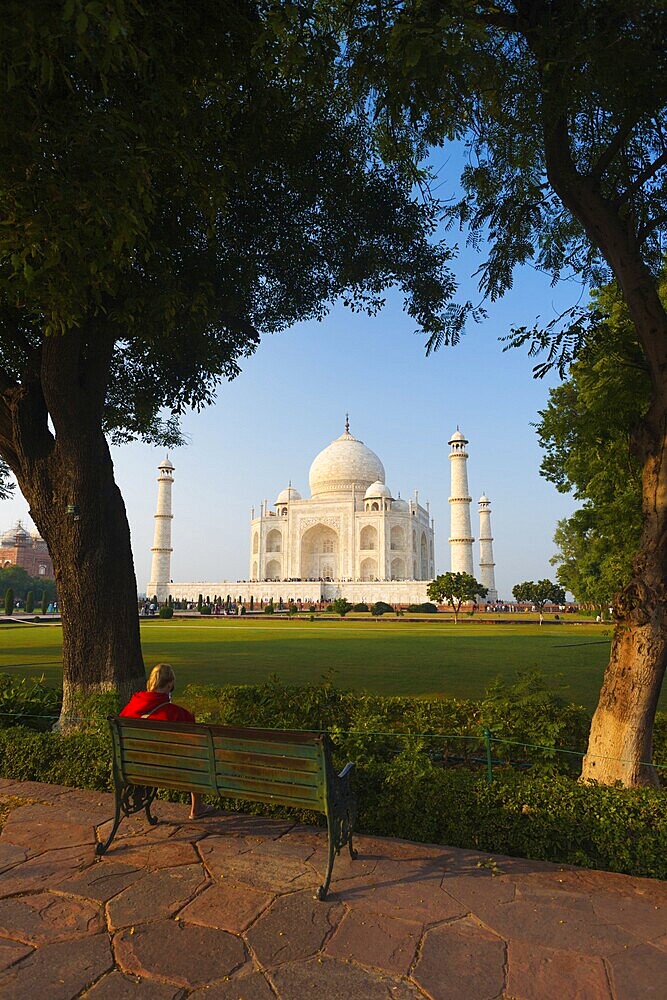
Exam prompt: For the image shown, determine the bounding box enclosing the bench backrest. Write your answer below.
[110,717,330,813]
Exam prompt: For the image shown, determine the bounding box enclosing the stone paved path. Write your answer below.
[0,778,665,998]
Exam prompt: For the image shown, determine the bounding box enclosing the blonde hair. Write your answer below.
[147,663,175,692]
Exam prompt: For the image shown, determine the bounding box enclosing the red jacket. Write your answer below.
[120,690,195,724]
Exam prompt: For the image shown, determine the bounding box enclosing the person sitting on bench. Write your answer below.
[120,663,215,819]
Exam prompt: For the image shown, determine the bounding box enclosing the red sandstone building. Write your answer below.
[0,522,54,579]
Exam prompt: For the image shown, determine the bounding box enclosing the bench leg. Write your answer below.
[316,814,336,901]
[96,784,124,856]
[96,784,158,856]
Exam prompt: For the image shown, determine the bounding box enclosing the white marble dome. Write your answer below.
[276,485,302,504]
[392,497,409,512]
[365,480,391,499]
[309,428,385,498]
[449,429,466,443]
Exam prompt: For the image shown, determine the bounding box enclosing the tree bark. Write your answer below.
[0,325,145,724]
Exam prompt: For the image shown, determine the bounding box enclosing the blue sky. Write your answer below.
[3,256,582,601]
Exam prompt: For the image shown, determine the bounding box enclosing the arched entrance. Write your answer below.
[300,524,339,580]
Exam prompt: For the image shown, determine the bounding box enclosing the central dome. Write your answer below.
[309,427,385,498]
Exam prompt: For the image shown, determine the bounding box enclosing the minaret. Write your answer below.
[147,456,175,603]
[478,494,498,602]
[448,429,474,575]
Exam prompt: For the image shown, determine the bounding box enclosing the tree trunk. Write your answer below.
[30,438,145,723]
[0,326,146,725]
[581,400,667,786]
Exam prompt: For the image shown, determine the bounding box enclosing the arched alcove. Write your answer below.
[265,558,281,580]
[266,528,282,553]
[360,525,377,550]
[390,556,405,580]
[300,524,339,580]
[390,525,405,550]
[420,533,428,578]
[360,556,378,581]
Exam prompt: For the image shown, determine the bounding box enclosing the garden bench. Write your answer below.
[97,716,357,899]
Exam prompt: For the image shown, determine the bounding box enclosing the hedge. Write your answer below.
[0,725,664,878]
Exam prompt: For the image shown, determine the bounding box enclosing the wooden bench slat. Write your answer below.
[215,772,326,805]
[208,725,321,745]
[215,760,321,787]
[211,736,321,759]
[124,748,213,770]
[123,763,216,791]
[122,737,211,759]
[213,748,321,773]
[119,726,209,748]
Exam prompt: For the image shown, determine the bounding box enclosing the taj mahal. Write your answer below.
[147,420,498,606]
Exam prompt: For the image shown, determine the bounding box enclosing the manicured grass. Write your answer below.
[0,616,623,710]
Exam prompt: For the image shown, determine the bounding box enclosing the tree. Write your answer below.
[537,281,651,607]
[339,1,667,785]
[427,573,487,623]
[0,458,13,500]
[331,597,351,618]
[0,566,57,605]
[4,587,13,616]
[41,591,48,615]
[25,591,34,613]
[0,3,454,722]
[512,580,566,611]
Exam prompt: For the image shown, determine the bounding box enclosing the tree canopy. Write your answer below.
[1,1,455,450]
[537,281,652,605]
[427,572,487,621]
[512,579,566,610]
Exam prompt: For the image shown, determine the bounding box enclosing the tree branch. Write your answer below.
[589,120,634,182]
[614,150,667,210]
[637,212,667,246]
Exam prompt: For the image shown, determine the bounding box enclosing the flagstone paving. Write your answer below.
[0,777,665,998]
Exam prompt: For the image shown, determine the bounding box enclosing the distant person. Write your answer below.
[120,663,214,819]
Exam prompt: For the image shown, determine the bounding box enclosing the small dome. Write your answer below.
[1,522,30,545]
[276,485,302,504]
[479,494,491,504]
[158,456,174,471]
[448,429,466,443]
[364,480,391,500]
[392,497,409,512]
[309,424,385,498]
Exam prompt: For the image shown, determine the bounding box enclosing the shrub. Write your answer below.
[25,591,34,613]
[0,673,61,731]
[331,598,352,617]
[4,588,13,616]
[200,604,212,616]
[159,605,174,618]
[352,603,369,612]
[371,601,393,616]
[41,591,48,614]
[407,602,438,614]
[264,602,275,614]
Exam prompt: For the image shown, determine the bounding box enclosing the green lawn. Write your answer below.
[0,616,625,711]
